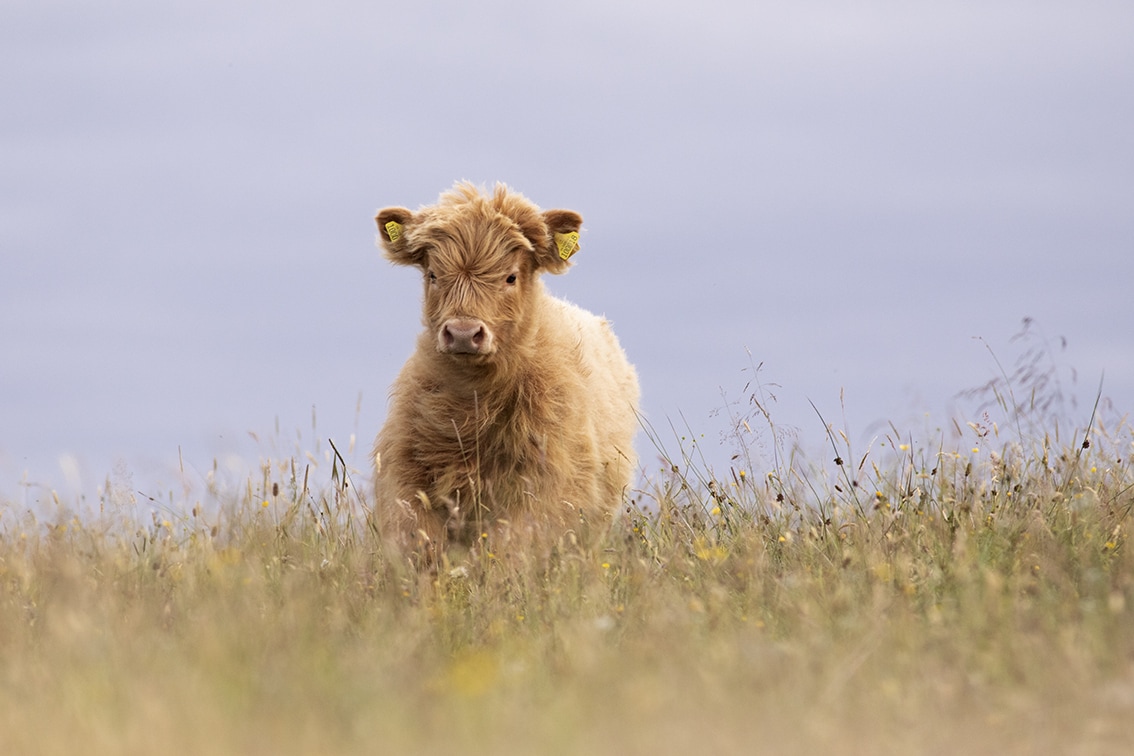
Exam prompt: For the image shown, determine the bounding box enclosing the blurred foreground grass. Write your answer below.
[2,407,1133,755]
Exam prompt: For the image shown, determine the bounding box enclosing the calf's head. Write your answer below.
[376,183,582,363]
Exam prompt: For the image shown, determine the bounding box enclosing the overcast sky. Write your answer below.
[3,1,1132,506]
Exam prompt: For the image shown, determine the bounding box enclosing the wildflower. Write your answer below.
[261,500,270,508]
[445,651,498,697]
[693,536,728,563]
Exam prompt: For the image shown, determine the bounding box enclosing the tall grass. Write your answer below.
[2,377,1132,754]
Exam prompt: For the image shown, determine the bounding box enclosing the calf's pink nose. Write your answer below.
[440,319,488,354]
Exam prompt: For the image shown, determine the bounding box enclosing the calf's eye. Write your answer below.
[506,273,517,285]
[428,271,437,283]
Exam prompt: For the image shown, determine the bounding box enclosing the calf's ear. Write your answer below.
[533,209,583,275]
[375,207,424,267]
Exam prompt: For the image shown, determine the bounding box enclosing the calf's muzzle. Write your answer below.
[439,318,492,355]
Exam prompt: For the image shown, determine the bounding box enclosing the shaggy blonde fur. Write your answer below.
[372,182,639,563]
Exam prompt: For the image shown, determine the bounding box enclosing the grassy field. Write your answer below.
[2,392,1132,755]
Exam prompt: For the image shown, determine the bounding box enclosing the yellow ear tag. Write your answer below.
[554,231,580,261]
[384,220,404,243]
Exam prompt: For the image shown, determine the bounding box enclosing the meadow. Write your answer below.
[2,367,1132,755]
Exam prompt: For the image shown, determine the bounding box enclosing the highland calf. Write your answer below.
[372,182,639,563]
